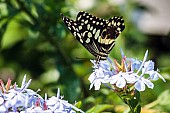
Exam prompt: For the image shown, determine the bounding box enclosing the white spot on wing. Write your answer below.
[90,26,93,30]
[95,29,100,39]
[79,26,82,30]
[73,32,76,37]
[112,20,114,25]
[88,32,92,38]
[76,28,79,32]
[72,26,75,30]
[77,15,82,21]
[109,23,112,26]
[117,22,121,26]
[86,38,90,43]
[83,13,86,16]
[114,22,116,26]
[85,20,88,24]
[74,23,77,26]
[77,33,81,39]
[93,28,96,34]
[87,24,90,30]
[117,27,121,31]
[80,38,83,43]
[82,31,88,37]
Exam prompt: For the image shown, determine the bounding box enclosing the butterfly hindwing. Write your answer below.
[61,11,125,61]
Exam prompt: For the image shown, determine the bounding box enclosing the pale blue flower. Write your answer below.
[134,76,154,91]
[88,50,165,92]
[4,89,26,109]
[23,106,49,112]
[46,88,84,113]
[0,97,4,105]
[142,60,155,73]
[128,58,142,71]
[0,105,6,112]
[0,75,84,113]
[88,61,112,90]
[147,70,166,82]
[0,97,6,112]
[2,75,32,111]
[110,72,136,88]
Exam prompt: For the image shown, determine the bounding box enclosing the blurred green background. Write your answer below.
[0,0,170,112]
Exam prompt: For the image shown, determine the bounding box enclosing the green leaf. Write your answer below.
[157,89,170,105]
[2,19,28,49]
[129,98,138,109]
[135,90,141,101]
[75,101,82,108]
[86,104,114,113]
[136,104,141,113]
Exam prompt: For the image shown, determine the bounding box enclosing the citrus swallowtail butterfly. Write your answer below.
[61,11,125,62]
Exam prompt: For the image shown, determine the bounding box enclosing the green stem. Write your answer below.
[143,99,159,109]
[126,99,135,113]
[118,95,140,113]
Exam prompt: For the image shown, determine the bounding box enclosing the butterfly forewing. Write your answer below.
[76,12,109,59]
[61,11,125,61]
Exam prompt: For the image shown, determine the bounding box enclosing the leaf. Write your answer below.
[157,89,170,105]
[2,19,28,49]
[75,101,82,108]
[136,104,141,113]
[129,98,138,109]
[135,90,141,101]
[86,104,114,113]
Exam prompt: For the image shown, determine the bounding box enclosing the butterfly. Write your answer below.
[61,11,125,62]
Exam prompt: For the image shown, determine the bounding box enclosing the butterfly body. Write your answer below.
[61,11,125,62]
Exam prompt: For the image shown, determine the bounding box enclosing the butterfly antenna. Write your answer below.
[75,57,93,61]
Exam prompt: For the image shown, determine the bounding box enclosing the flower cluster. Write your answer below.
[88,50,165,92]
[0,75,84,113]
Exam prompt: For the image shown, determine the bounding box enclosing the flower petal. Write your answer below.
[116,76,126,88]
[135,79,145,91]
[149,70,166,82]
[144,60,154,71]
[94,79,102,90]
[143,79,154,89]
[109,75,119,84]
